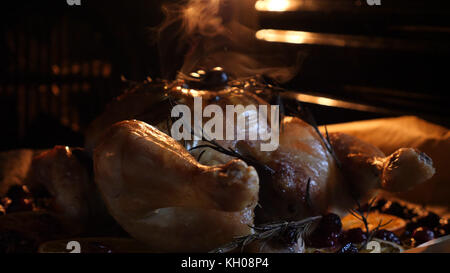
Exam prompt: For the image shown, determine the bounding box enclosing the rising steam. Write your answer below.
[156,0,302,83]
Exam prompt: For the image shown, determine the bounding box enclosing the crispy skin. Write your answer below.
[328,132,435,200]
[85,83,269,152]
[93,120,259,252]
[119,207,254,252]
[224,118,434,222]
[89,85,435,252]
[236,116,342,223]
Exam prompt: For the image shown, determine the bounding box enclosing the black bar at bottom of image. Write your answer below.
[5,253,449,272]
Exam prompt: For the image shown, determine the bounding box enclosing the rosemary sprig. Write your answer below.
[289,102,342,169]
[188,126,276,176]
[305,178,318,214]
[274,92,285,133]
[347,196,393,251]
[209,216,322,253]
[245,76,339,166]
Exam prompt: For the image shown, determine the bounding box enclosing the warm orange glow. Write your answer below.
[316,97,338,107]
[281,91,387,113]
[256,29,309,44]
[51,65,60,75]
[257,28,400,50]
[296,94,339,107]
[190,72,201,78]
[102,63,112,77]
[71,63,81,74]
[51,84,60,96]
[255,0,292,12]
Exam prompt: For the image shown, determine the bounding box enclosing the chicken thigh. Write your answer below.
[94,120,259,252]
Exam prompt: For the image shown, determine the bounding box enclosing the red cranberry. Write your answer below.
[343,228,367,244]
[405,221,419,232]
[374,229,401,244]
[317,213,342,233]
[278,227,299,246]
[412,227,435,245]
[403,222,419,238]
[305,213,344,248]
[416,213,441,229]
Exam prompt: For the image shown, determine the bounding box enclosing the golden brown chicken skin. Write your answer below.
[89,81,435,252]
[94,120,259,252]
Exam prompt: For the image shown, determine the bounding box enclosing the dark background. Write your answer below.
[0,0,449,151]
[0,0,165,150]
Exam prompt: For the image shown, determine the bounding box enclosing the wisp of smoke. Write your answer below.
[156,0,302,83]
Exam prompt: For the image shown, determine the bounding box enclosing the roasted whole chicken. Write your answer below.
[87,71,435,252]
[0,71,436,253]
